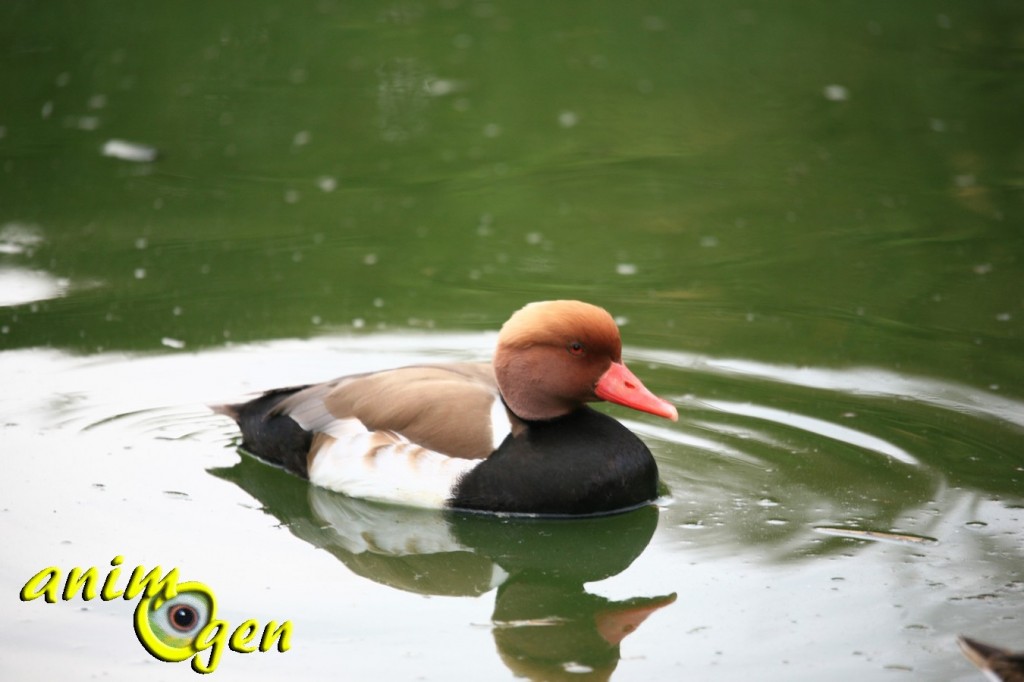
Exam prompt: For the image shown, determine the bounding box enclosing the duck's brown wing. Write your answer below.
[273,362,506,460]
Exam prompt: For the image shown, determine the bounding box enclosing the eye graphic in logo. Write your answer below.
[134,581,216,662]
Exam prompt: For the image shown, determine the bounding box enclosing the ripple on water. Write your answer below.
[1,333,1022,682]
[3,335,1021,561]
[630,348,1024,429]
[621,345,1024,563]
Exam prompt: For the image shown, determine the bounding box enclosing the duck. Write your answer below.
[959,636,1024,682]
[215,300,678,516]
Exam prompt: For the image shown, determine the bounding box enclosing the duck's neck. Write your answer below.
[498,395,579,434]
[498,390,578,423]
[493,345,586,421]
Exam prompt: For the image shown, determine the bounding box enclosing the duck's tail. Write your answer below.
[211,386,313,479]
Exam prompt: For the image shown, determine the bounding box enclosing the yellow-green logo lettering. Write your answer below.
[21,558,292,674]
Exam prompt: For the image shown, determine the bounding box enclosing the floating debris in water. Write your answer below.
[562,662,594,674]
[102,139,159,163]
[161,337,186,350]
[814,526,938,546]
[163,490,191,500]
[424,78,462,97]
[882,664,914,672]
[73,116,100,131]
[616,263,638,276]
[492,617,570,628]
[558,110,579,128]
[823,84,849,101]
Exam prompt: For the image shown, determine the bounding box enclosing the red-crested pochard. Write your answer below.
[216,300,678,516]
[959,636,1024,682]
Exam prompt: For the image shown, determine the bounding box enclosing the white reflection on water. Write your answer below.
[0,222,44,255]
[0,225,95,307]
[701,399,919,466]
[630,349,1024,429]
[0,267,69,307]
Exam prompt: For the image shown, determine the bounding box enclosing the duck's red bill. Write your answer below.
[595,361,678,421]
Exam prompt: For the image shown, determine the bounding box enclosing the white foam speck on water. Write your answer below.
[101,139,158,162]
[823,84,849,101]
[558,110,579,128]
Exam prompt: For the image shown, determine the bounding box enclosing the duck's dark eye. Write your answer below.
[567,341,586,356]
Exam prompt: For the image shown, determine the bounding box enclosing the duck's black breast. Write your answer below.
[448,406,660,516]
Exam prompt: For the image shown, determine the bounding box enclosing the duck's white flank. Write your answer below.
[305,418,475,507]
[305,399,512,508]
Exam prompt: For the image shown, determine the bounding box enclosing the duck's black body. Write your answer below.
[450,407,659,516]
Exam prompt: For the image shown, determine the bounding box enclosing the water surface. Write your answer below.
[1,2,1022,680]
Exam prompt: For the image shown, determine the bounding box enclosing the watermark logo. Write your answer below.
[19,556,292,674]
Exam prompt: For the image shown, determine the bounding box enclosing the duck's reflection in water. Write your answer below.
[213,456,675,680]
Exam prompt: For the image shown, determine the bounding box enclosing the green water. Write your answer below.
[1,2,1022,680]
